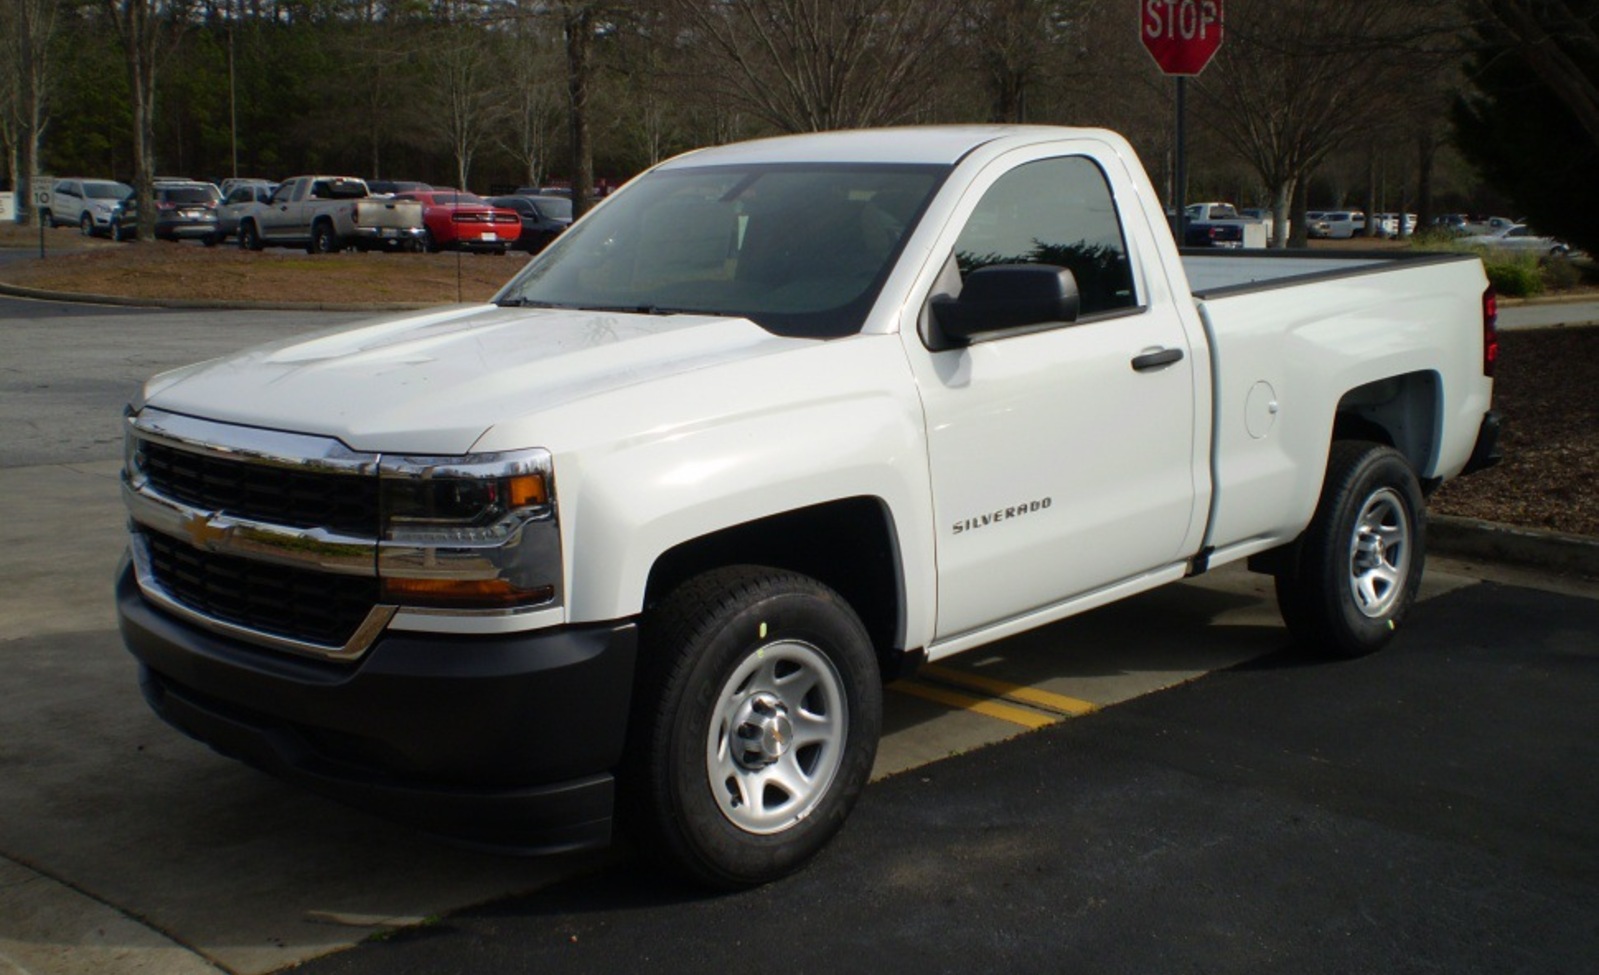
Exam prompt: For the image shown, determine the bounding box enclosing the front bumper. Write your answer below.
[117,562,637,852]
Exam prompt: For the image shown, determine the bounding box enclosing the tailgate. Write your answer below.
[355,199,423,229]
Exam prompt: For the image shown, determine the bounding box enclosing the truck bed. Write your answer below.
[1183,248,1493,567]
[1181,249,1474,298]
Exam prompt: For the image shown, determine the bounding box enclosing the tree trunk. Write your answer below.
[565,6,594,218]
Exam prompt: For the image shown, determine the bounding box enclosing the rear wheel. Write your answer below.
[1274,441,1425,658]
[238,221,263,251]
[628,566,882,889]
[308,221,339,254]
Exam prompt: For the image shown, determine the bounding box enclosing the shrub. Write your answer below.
[1542,256,1581,291]
[1483,256,1544,297]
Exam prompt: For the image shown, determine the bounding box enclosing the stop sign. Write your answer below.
[1142,0,1225,76]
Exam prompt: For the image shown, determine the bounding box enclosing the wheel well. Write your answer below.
[1332,371,1439,476]
[644,498,907,678]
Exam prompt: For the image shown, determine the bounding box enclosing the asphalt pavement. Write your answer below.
[292,581,1599,975]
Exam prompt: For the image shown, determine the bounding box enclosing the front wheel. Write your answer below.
[80,213,95,237]
[1274,441,1425,658]
[628,566,882,889]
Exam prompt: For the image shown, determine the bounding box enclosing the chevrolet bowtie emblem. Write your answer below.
[182,512,229,549]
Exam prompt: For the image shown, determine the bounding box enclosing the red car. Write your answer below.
[396,190,521,254]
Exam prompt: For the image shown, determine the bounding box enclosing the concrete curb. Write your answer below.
[1431,514,1599,580]
[0,279,431,313]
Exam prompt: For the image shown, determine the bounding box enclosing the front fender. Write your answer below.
[527,336,937,647]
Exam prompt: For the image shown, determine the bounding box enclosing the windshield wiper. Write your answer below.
[496,297,565,308]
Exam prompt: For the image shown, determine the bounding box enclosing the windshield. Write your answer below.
[495,162,947,339]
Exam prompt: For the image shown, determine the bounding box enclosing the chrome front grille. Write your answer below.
[140,440,380,537]
[142,531,380,649]
[124,409,392,661]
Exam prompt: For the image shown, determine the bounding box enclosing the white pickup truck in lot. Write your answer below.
[117,126,1500,889]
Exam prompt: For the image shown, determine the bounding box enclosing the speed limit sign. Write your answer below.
[34,188,52,208]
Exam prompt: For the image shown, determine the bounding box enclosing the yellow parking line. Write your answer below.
[918,664,1099,717]
[890,680,1059,730]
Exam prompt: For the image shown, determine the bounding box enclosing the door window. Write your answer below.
[954,157,1137,318]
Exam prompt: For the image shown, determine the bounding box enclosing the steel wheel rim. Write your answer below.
[706,638,847,835]
[1347,486,1410,618]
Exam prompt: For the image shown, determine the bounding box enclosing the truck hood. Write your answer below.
[142,304,815,453]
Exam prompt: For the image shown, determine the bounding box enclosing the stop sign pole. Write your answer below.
[1141,0,1224,246]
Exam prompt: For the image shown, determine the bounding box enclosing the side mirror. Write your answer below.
[928,264,1080,348]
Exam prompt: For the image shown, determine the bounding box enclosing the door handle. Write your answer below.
[1131,347,1185,372]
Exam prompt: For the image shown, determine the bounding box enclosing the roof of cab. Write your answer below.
[656,125,1111,169]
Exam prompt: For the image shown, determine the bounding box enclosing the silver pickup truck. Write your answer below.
[236,176,426,253]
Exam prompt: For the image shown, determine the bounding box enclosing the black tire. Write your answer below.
[80,213,95,237]
[627,566,882,889]
[238,221,263,251]
[202,232,219,248]
[423,230,440,253]
[308,221,339,254]
[1274,441,1426,658]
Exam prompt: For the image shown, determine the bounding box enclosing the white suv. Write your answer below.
[45,178,135,238]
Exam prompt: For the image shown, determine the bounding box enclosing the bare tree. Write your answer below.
[1472,0,1599,145]
[1196,0,1448,247]
[959,0,1101,123]
[541,1,630,216]
[496,5,565,188]
[430,0,502,192]
[103,0,190,242]
[5,0,60,225]
[666,0,963,133]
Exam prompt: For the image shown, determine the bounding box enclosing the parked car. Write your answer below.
[396,190,521,253]
[1305,211,1331,238]
[1369,213,1419,239]
[210,182,279,246]
[219,177,276,199]
[146,182,221,241]
[1463,215,1517,236]
[514,185,574,200]
[1183,221,1245,248]
[1319,211,1366,239]
[43,178,135,238]
[1460,224,1574,257]
[487,194,573,253]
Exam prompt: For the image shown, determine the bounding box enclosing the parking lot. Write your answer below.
[1,296,1596,974]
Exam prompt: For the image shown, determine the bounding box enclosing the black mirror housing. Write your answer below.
[928,264,1081,347]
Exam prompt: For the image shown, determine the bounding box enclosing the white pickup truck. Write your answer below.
[117,126,1500,889]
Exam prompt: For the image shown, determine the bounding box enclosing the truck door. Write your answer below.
[908,150,1204,641]
[261,180,300,240]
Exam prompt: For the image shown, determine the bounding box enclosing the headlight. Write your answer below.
[377,449,561,611]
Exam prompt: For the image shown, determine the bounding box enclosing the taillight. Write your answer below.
[1482,286,1498,377]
